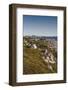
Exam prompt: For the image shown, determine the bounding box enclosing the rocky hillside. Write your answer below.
[23,36,57,74]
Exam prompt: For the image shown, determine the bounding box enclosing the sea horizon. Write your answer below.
[23,35,57,37]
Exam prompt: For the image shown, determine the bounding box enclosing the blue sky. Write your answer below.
[23,15,57,36]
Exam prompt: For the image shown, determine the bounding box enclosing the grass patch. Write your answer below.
[23,48,56,74]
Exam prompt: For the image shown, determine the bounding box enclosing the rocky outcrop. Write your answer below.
[42,49,56,71]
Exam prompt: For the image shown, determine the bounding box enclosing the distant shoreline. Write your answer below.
[24,35,57,37]
[23,35,57,40]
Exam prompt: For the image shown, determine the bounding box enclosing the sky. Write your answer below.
[23,15,57,36]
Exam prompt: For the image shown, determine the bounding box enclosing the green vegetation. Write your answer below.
[23,36,57,74]
[23,48,53,74]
